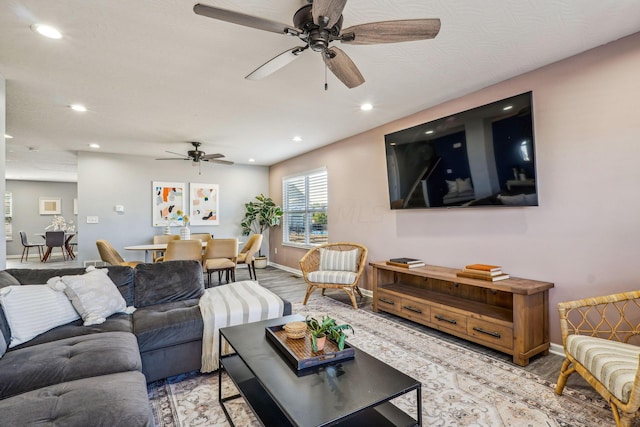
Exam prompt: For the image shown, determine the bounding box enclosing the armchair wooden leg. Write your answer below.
[303,285,317,305]
[555,358,575,395]
[354,285,363,298]
[344,288,358,310]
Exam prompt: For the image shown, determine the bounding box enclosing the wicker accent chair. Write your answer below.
[555,291,640,426]
[96,240,141,267]
[300,242,368,310]
[155,239,203,262]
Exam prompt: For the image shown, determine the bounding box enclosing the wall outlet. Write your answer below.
[274,247,278,254]
[86,216,99,224]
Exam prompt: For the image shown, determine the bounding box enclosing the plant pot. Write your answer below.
[312,335,326,352]
[254,256,267,269]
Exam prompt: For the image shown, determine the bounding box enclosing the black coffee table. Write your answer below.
[218,315,421,426]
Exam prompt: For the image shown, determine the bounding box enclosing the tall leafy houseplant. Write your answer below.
[240,194,283,260]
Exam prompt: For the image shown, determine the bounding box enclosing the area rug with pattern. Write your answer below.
[148,296,613,426]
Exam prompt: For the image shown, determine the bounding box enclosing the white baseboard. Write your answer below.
[268,262,302,277]
[549,342,564,357]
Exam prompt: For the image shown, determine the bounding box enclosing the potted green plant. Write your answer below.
[240,194,283,268]
[305,315,354,352]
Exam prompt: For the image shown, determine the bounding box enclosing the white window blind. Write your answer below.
[4,192,12,240]
[282,169,328,246]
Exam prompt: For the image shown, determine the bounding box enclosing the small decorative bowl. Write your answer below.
[283,321,307,339]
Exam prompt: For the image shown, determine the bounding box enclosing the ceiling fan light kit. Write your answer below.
[156,142,233,174]
[193,0,440,89]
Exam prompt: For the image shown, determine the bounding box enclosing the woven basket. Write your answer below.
[283,321,307,339]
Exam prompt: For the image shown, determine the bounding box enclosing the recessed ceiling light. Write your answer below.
[425,130,434,135]
[70,104,87,112]
[4,134,13,139]
[360,103,373,111]
[88,143,100,149]
[503,105,513,111]
[248,158,255,163]
[292,136,302,142]
[31,24,62,39]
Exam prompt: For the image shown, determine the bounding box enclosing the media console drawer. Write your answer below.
[371,261,553,366]
[467,317,513,350]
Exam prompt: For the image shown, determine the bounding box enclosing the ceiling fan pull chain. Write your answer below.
[324,63,328,91]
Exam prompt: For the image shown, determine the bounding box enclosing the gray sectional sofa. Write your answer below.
[0,260,291,426]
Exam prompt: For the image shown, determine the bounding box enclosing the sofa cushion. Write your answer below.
[133,299,203,352]
[0,271,20,288]
[51,267,134,326]
[0,331,142,399]
[9,313,133,351]
[5,266,135,306]
[0,371,153,427]
[0,329,5,359]
[0,285,80,348]
[134,260,204,308]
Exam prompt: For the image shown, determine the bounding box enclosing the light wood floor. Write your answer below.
[5,258,595,396]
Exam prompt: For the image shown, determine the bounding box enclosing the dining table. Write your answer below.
[124,241,208,263]
[124,240,243,263]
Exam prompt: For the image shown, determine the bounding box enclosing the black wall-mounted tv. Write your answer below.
[385,91,537,209]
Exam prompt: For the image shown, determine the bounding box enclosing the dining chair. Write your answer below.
[96,239,141,267]
[202,238,238,287]
[42,231,67,262]
[155,239,203,262]
[190,233,213,242]
[236,234,263,280]
[152,234,180,262]
[19,231,45,262]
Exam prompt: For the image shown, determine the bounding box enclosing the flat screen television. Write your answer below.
[385,91,537,209]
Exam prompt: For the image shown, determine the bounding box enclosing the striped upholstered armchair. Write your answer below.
[299,242,367,310]
[555,291,640,426]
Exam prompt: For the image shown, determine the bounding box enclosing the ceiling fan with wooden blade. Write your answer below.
[193,0,440,89]
[156,142,234,166]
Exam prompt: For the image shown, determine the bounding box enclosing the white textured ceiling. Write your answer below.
[2,0,640,182]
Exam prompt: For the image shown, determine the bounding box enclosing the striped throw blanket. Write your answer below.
[198,280,284,372]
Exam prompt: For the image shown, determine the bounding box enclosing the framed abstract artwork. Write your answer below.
[152,181,186,226]
[189,183,220,225]
[39,197,61,215]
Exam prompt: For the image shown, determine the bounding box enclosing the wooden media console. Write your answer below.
[370,261,554,366]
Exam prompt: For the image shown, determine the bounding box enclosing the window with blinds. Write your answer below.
[4,192,12,241]
[282,169,328,246]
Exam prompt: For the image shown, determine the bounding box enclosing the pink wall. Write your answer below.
[269,32,640,345]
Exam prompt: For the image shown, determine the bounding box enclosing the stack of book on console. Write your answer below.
[386,258,426,268]
[456,264,510,281]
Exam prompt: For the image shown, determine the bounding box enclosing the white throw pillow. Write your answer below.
[0,285,80,348]
[51,266,135,326]
[319,248,358,273]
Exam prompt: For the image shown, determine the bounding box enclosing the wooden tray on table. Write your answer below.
[265,324,355,373]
